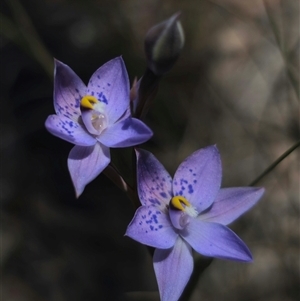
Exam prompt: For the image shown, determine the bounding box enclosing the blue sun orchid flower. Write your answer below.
[126,146,264,301]
[45,57,152,197]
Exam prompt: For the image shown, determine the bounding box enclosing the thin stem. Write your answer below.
[103,164,140,208]
[134,68,161,119]
[249,139,300,186]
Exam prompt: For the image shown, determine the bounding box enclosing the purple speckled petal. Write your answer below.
[182,219,252,262]
[54,60,86,119]
[97,117,152,147]
[173,145,222,213]
[136,149,173,208]
[153,238,193,301]
[45,114,96,146]
[125,205,178,249]
[118,104,131,121]
[68,143,110,197]
[200,187,265,225]
[87,57,129,124]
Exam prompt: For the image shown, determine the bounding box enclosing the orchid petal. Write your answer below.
[173,145,222,213]
[183,219,252,262]
[153,238,193,301]
[67,143,110,197]
[136,149,173,208]
[118,105,131,122]
[54,60,86,119]
[200,187,265,225]
[126,206,177,249]
[98,117,152,147]
[87,57,129,124]
[45,114,96,146]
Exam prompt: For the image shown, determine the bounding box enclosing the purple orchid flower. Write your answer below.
[126,146,264,301]
[45,57,152,197]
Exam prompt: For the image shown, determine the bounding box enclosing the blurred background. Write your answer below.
[1,0,299,300]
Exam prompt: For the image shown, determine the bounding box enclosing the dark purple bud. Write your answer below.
[145,13,185,76]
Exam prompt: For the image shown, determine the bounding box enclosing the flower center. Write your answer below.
[170,196,198,217]
[91,112,107,131]
[80,95,98,110]
[168,196,198,230]
[80,95,108,135]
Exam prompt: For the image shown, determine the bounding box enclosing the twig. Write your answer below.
[249,139,300,186]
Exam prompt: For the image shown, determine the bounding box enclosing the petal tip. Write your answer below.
[196,145,220,160]
[44,114,53,128]
[207,144,220,154]
[243,252,253,262]
[257,187,265,195]
[106,56,126,69]
[54,58,65,69]
[135,148,149,161]
[73,180,85,198]
[75,191,83,198]
[251,186,265,201]
[237,245,253,262]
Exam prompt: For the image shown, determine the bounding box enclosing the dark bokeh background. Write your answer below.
[1,0,299,300]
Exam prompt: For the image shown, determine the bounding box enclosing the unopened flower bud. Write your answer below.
[145,13,185,76]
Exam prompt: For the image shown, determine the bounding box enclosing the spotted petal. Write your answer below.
[45,114,97,146]
[182,219,252,262]
[153,238,193,301]
[200,187,265,225]
[68,143,110,197]
[125,205,178,249]
[54,60,86,119]
[136,149,173,208]
[87,57,129,124]
[173,145,222,213]
[98,118,152,147]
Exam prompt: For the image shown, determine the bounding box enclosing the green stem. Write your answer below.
[249,139,300,186]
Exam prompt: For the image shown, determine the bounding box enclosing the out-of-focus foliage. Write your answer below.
[1,0,299,300]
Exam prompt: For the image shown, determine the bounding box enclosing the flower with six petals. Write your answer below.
[45,57,152,196]
[126,145,264,301]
